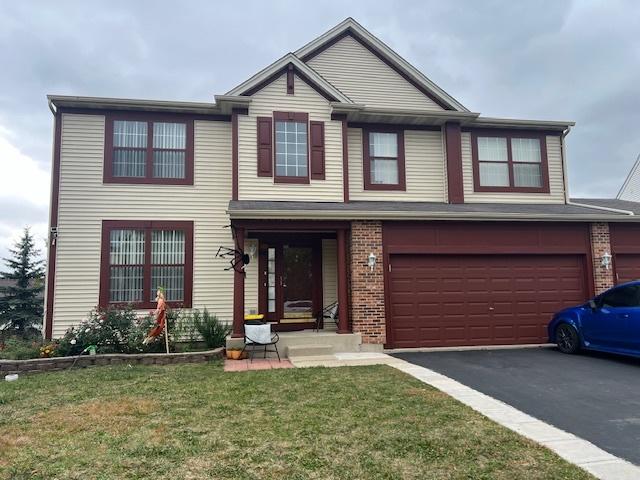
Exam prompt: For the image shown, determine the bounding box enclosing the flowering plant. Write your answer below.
[39,342,57,358]
[56,304,180,356]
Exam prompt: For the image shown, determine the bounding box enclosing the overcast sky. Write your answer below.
[0,0,639,262]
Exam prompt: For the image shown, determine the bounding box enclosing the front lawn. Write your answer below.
[0,363,592,479]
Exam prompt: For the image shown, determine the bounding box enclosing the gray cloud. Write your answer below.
[0,0,639,260]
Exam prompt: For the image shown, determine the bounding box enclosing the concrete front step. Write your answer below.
[226,331,364,358]
[286,344,333,358]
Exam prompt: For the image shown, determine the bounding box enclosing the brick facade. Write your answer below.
[349,220,386,344]
[590,222,615,294]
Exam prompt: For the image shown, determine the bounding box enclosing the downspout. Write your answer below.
[561,126,571,204]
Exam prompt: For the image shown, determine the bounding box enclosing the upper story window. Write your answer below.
[273,111,309,184]
[363,128,406,191]
[472,131,549,193]
[104,114,194,185]
[255,111,325,183]
[275,120,308,178]
[100,220,193,309]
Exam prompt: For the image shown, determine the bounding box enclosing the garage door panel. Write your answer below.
[389,253,588,348]
[615,254,640,284]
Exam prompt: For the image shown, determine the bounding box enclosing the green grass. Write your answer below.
[0,362,592,480]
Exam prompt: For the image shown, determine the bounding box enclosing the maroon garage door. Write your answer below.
[389,254,588,348]
[384,222,592,348]
[610,224,640,284]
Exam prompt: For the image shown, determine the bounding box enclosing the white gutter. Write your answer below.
[47,97,56,115]
[568,201,634,216]
[473,117,575,129]
[47,95,226,115]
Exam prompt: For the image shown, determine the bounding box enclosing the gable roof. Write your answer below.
[226,53,352,103]
[617,153,640,200]
[295,18,468,112]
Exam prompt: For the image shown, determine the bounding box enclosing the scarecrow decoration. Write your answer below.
[143,287,170,353]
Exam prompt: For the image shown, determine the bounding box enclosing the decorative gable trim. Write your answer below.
[295,18,468,112]
[226,54,352,104]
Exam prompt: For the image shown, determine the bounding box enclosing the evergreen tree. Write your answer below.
[0,227,45,338]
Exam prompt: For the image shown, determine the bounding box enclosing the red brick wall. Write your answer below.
[590,222,614,294]
[349,220,385,344]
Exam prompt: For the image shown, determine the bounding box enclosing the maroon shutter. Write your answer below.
[310,121,325,180]
[257,117,273,177]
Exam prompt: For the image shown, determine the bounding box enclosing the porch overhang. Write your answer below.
[230,218,351,339]
[329,103,574,132]
[228,200,638,222]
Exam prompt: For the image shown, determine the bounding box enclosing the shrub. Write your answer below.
[57,305,136,356]
[57,305,179,356]
[174,311,200,350]
[190,308,230,349]
[0,337,42,360]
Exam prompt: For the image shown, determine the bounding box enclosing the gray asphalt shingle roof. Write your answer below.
[229,199,640,218]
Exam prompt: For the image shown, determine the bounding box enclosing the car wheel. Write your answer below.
[556,324,580,354]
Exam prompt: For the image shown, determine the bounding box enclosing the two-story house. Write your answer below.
[43,18,640,351]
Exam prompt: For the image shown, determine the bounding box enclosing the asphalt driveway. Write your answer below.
[392,347,640,465]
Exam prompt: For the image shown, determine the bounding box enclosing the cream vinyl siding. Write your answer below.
[238,73,343,202]
[322,239,338,309]
[244,239,259,315]
[461,132,565,203]
[50,113,248,337]
[348,128,447,202]
[306,35,444,112]
[321,239,337,331]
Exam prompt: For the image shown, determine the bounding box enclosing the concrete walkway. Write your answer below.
[291,352,640,480]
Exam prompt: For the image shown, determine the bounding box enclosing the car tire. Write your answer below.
[556,323,580,354]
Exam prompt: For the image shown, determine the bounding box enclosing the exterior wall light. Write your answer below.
[601,252,612,270]
[368,252,377,272]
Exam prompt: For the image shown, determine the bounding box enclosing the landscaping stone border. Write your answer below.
[1,348,223,376]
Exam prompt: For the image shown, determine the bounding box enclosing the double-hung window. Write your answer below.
[100,221,193,308]
[105,115,194,184]
[363,128,406,190]
[274,111,309,183]
[473,131,549,193]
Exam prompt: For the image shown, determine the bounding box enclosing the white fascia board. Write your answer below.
[225,53,352,104]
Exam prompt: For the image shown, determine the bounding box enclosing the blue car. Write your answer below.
[548,280,640,357]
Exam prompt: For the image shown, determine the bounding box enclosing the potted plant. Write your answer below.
[226,347,244,360]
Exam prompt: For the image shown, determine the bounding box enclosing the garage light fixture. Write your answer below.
[368,252,377,272]
[601,252,612,270]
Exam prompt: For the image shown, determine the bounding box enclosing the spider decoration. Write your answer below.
[216,224,250,273]
[215,246,250,273]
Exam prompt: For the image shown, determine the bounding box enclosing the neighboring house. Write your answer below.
[43,18,640,349]
[618,154,640,201]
